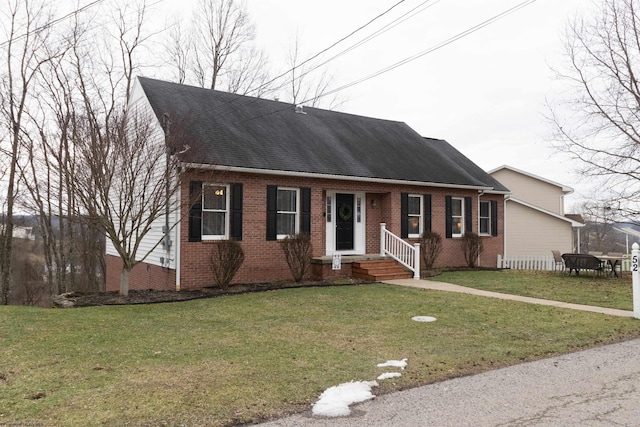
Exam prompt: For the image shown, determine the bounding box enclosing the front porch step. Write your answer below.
[352,260,413,281]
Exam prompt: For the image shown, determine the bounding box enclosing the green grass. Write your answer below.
[437,270,634,310]
[1,282,639,426]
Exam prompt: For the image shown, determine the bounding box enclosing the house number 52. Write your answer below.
[633,255,639,272]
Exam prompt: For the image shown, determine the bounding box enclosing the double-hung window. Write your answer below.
[479,200,491,235]
[407,194,423,238]
[202,184,229,239]
[451,197,464,237]
[276,187,299,238]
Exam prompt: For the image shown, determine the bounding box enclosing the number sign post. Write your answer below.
[633,243,640,319]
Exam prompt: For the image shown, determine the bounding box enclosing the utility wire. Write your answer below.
[280,0,442,99]
[188,0,412,122]
[302,0,538,105]
[232,0,538,125]
[0,0,108,48]
[244,0,408,98]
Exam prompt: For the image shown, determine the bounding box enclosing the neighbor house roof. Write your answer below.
[508,197,585,227]
[137,76,509,192]
[488,165,573,194]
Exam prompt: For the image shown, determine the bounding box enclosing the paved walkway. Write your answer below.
[383,278,635,318]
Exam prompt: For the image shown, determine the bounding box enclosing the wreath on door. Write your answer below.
[338,204,353,221]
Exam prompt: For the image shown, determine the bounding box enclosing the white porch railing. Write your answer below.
[497,254,634,272]
[380,223,420,279]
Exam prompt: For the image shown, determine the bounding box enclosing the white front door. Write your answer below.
[325,191,366,255]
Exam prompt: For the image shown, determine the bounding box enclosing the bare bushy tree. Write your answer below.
[550,0,640,219]
[280,233,312,282]
[281,32,344,109]
[460,232,483,268]
[165,0,271,94]
[209,240,245,289]
[0,0,60,304]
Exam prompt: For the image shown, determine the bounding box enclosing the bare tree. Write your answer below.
[0,0,59,304]
[72,108,179,296]
[281,32,344,110]
[164,0,271,94]
[550,0,640,220]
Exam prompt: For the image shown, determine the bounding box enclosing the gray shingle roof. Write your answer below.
[138,76,509,192]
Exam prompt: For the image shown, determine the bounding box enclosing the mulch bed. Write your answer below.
[58,278,369,308]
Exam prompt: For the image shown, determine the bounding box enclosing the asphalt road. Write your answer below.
[257,338,640,426]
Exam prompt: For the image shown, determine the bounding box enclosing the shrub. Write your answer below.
[281,233,312,282]
[460,232,484,268]
[209,240,245,290]
[420,231,442,270]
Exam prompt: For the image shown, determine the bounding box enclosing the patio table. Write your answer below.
[596,255,624,278]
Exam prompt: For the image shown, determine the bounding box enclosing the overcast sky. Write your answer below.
[222,0,590,210]
[62,0,596,210]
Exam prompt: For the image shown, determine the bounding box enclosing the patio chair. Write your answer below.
[551,250,565,272]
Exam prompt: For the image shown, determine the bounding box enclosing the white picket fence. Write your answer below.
[497,255,633,272]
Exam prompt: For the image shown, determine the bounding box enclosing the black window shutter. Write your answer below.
[464,197,473,233]
[266,185,278,241]
[424,194,432,233]
[445,196,452,238]
[188,181,203,242]
[465,196,473,233]
[400,192,409,238]
[491,200,498,237]
[230,183,243,241]
[300,187,311,236]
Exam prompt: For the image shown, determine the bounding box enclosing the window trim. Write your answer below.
[201,183,230,240]
[479,200,491,236]
[407,194,423,238]
[451,197,464,238]
[276,187,300,240]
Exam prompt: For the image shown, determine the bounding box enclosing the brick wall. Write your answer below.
[105,168,505,291]
[106,254,177,292]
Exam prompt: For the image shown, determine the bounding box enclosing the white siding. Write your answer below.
[105,78,180,270]
[506,201,573,256]
[491,168,566,215]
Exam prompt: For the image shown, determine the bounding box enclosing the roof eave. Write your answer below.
[180,162,499,191]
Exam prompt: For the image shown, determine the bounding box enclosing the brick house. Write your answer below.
[105,77,510,292]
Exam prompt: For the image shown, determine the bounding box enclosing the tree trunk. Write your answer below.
[120,268,130,296]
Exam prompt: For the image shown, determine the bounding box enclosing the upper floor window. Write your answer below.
[202,184,229,239]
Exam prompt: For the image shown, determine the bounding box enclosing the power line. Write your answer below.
[187,0,413,122]
[302,0,538,105]
[232,0,538,125]
[245,0,408,98]
[0,0,108,48]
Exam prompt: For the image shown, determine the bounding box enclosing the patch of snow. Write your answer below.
[412,315,437,322]
[377,358,408,370]
[311,380,378,417]
[377,372,402,380]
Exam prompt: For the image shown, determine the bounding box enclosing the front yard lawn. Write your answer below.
[1,281,639,426]
[437,270,633,310]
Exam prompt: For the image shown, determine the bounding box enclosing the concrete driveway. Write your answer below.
[257,338,640,426]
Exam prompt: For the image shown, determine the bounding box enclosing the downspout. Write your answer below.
[162,113,172,271]
[175,181,181,291]
[478,190,484,267]
[503,195,509,261]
